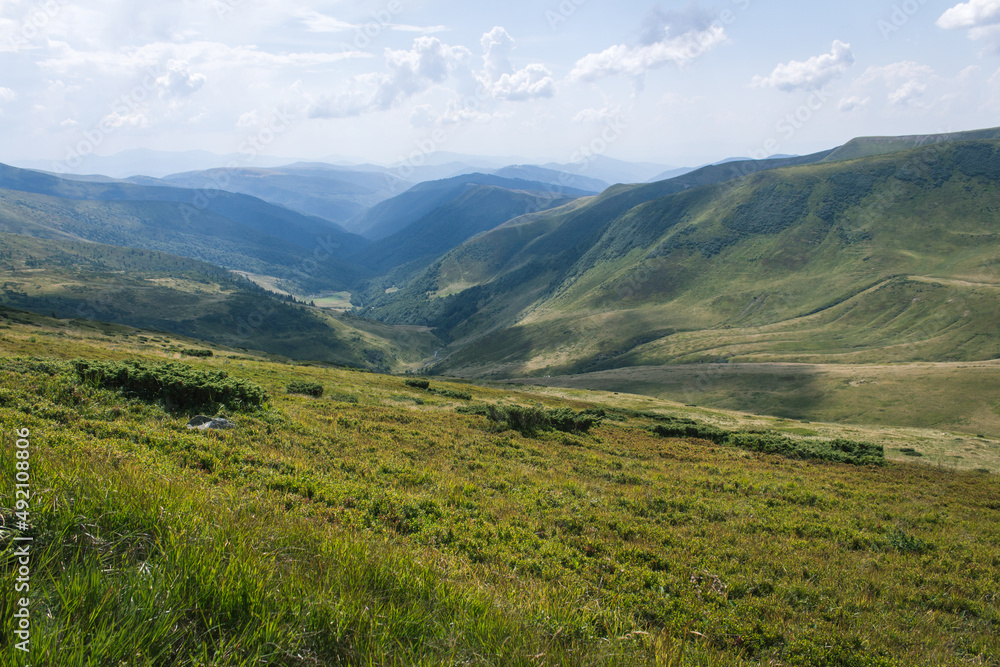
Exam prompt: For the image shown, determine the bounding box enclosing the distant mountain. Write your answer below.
[541,155,673,185]
[351,173,595,241]
[494,165,608,193]
[647,156,799,183]
[352,182,584,280]
[360,132,1000,378]
[646,166,696,182]
[0,163,370,292]
[10,148,305,179]
[156,164,412,226]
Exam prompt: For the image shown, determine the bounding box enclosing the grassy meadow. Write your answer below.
[0,310,998,666]
[514,360,1000,454]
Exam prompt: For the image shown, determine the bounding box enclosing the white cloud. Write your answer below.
[309,28,553,120]
[37,41,366,76]
[752,40,855,92]
[155,61,206,99]
[309,36,471,118]
[838,95,870,112]
[570,20,726,82]
[481,26,514,81]
[937,0,1000,29]
[296,9,447,35]
[573,104,624,124]
[0,87,17,103]
[477,27,554,101]
[236,110,261,128]
[490,65,555,101]
[858,61,936,107]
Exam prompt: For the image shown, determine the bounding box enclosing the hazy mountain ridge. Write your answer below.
[0,162,372,292]
[157,165,412,226]
[351,172,596,241]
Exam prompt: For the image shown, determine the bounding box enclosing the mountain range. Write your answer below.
[1,127,999,403]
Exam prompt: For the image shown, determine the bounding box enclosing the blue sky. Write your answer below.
[1,0,999,172]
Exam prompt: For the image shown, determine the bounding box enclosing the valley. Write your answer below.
[1,127,999,666]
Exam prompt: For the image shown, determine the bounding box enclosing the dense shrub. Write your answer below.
[180,348,214,357]
[457,404,600,435]
[287,381,324,398]
[404,378,471,400]
[647,420,885,466]
[73,359,267,412]
[649,418,728,444]
[725,433,884,466]
[431,388,473,400]
[546,407,600,433]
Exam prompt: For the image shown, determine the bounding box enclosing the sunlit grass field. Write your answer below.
[0,312,998,666]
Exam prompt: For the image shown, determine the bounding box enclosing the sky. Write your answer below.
[1,0,1000,173]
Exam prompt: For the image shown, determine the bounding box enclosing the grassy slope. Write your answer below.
[0,316,998,666]
[514,361,1000,446]
[427,141,1000,378]
[0,233,440,372]
[821,126,1000,162]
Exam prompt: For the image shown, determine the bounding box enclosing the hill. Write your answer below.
[351,183,588,284]
[0,163,371,293]
[0,232,438,371]
[541,155,673,185]
[351,173,595,241]
[821,126,1000,162]
[362,139,1000,388]
[493,165,609,192]
[157,163,412,226]
[0,314,996,665]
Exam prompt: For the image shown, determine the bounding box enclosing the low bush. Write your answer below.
[73,359,267,412]
[180,348,213,357]
[405,379,430,390]
[431,388,472,400]
[649,418,728,444]
[287,381,324,398]
[458,404,600,435]
[645,414,884,466]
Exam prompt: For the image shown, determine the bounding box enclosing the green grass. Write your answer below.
[1,317,998,665]
[517,360,1000,445]
[309,291,353,310]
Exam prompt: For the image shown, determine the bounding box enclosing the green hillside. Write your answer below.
[352,173,595,241]
[0,315,997,665]
[362,140,1000,383]
[822,126,1000,162]
[353,184,580,286]
[0,233,438,371]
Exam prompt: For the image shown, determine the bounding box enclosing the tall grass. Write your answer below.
[0,338,998,665]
